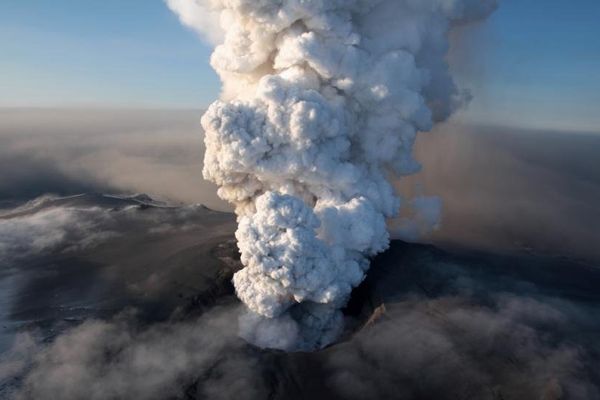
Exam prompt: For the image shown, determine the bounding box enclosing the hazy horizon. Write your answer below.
[2,107,599,263]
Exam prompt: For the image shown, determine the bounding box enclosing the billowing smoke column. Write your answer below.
[168,0,496,351]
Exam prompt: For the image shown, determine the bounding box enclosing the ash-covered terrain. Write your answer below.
[1,193,598,399]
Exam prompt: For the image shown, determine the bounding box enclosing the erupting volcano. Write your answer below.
[167,0,497,350]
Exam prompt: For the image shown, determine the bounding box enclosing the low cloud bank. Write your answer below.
[328,296,599,400]
[1,306,269,400]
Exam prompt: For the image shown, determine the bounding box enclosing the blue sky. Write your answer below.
[462,0,600,131]
[1,0,599,132]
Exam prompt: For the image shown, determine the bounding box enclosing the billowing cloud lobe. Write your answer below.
[169,0,496,350]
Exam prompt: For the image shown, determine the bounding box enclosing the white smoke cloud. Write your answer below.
[165,0,224,44]
[169,0,496,350]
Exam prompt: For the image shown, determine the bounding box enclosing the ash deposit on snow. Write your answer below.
[167,0,497,351]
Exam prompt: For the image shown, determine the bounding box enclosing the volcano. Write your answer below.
[1,193,598,399]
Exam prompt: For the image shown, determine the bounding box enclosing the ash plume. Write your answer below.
[168,0,496,351]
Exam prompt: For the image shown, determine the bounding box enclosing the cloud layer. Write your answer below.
[2,306,268,400]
